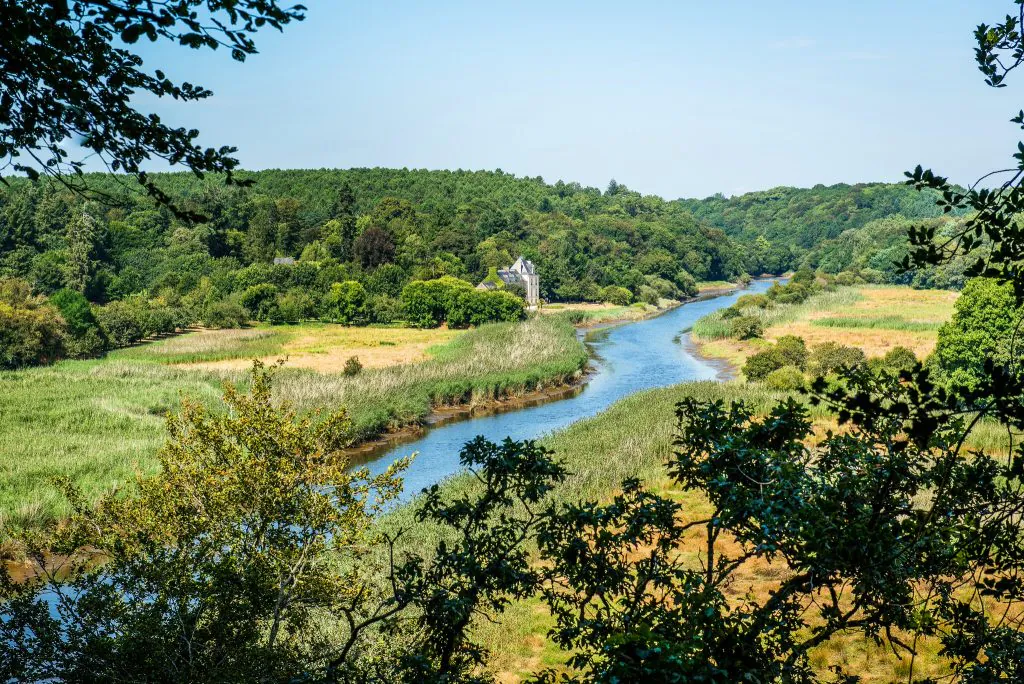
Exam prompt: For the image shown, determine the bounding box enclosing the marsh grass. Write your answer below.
[692,288,864,341]
[374,377,994,682]
[812,316,943,331]
[0,317,587,536]
[111,327,287,364]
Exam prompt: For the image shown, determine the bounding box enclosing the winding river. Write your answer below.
[365,278,776,498]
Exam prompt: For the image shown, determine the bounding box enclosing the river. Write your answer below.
[365,278,776,498]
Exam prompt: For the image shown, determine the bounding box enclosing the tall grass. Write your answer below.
[110,328,287,364]
[691,288,863,340]
[811,316,943,331]
[0,317,587,535]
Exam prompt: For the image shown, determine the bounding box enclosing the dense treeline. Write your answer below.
[0,169,969,368]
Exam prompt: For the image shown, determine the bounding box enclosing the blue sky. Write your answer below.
[139,1,1018,198]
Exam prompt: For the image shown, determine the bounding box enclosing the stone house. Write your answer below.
[476,256,540,307]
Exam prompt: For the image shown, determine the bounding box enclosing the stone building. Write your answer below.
[476,256,540,307]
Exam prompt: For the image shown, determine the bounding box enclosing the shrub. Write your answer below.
[599,285,633,306]
[320,281,367,325]
[743,349,784,381]
[730,315,764,340]
[772,335,808,369]
[720,305,742,319]
[674,269,698,297]
[735,293,770,309]
[807,341,867,376]
[401,280,442,328]
[343,356,363,376]
[879,345,918,374]
[239,284,280,322]
[400,277,476,328]
[448,289,525,328]
[0,283,66,368]
[204,300,249,329]
[638,285,660,306]
[95,300,146,348]
[764,365,806,391]
[367,294,402,324]
[276,289,316,324]
[49,288,106,356]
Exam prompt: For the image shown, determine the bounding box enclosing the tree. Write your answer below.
[934,278,1022,389]
[0,1,304,215]
[49,288,106,356]
[63,212,99,293]
[354,227,396,270]
[0,277,65,368]
[321,281,368,325]
[0,362,408,682]
[239,283,279,322]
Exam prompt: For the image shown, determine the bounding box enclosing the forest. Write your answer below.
[0,167,970,369]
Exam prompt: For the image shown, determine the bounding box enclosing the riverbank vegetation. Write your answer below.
[0,315,586,537]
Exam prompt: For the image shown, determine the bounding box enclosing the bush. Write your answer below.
[367,294,402,324]
[95,300,146,348]
[720,305,742,319]
[204,300,248,328]
[807,341,867,376]
[772,335,808,369]
[343,356,363,376]
[879,345,918,374]
[735,293,770,309]
[674,270,698,297]
[239,284,280,322]
[730,315,764,340]
[276,289,316,324]
[764,365,806,391]
[447,289,525,328]
[0,282,66,368]
[638,285,660,306]
[599,285,633,306]
[743,348,784,381]
[400,277,477,328]
[320,281,367,325]
[49,288,106,356]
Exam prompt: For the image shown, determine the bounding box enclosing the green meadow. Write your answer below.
[0,316,587,536]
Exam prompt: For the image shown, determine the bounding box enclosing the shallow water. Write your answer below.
[366,279,777,498]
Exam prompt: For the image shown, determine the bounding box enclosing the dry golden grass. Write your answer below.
[696,286,958,370]
[183,325,462,373]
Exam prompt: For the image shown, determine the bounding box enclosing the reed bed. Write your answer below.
[0,317,587,536]
[110,327,286,364]
[691,287,863,341]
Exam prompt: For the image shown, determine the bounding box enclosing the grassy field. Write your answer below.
[111,323,462,372]
[376,379,955,683]
[693,285,958,369]
[0,317,587,536]
[538,300,672,325]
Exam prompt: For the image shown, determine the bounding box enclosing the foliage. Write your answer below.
[0,0,304,212]
[0,362,408,682]
[0,278,65,368]
[806,341,866,377]
[48,288,106,356]
[729,314,764,340]
[321,281,368,325]
[763,364,805,391]
[742,336,808,382]
[94,298,145,347]
[934,278,1023,389]
[203,299,249,328]
[343,355,363,377]
[239,283,280,322]
[599,285,632,305]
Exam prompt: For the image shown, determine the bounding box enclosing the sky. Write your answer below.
[136,0,1020,199]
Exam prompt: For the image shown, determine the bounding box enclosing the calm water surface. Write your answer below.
[367,279,776,498]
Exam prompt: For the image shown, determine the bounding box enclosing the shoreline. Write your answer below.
[346,281,751,463]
